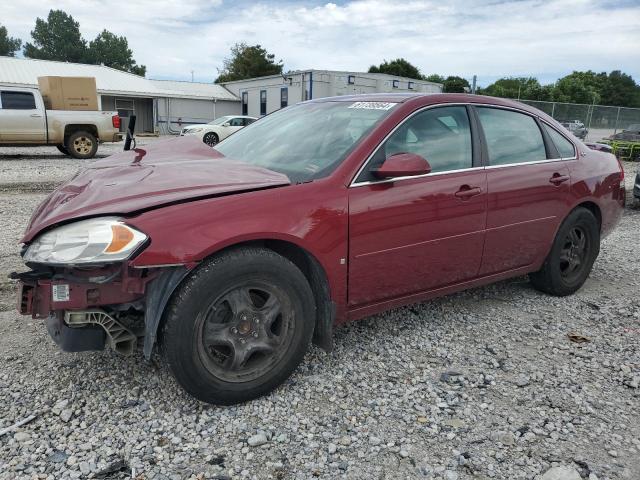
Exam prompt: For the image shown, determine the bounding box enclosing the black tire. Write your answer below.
[56,145,70,156]
[162,248,316,405]
[530,207,600,296]
[66,130,98,159]
[203,132,219,147]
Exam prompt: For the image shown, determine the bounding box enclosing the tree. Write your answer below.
[599,70,639,108]
[87,30,146,77]
[368,58,422,79]
[0,24,21,56]
[442,76,470,93]
[24,10,87,62]
[552,75,600,105]
[423,74,445,84]
[479,77,551,100]
[215,43,283,83]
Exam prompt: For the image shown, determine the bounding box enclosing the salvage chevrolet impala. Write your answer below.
[14,94,625,404]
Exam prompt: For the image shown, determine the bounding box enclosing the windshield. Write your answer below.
[208,116,233,126]
[213,101,396,182]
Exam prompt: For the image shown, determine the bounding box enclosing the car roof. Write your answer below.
[308,92,542,113]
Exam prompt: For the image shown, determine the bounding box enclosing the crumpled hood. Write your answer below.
[22,135,290,242]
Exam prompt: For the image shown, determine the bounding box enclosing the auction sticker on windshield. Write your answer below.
[348,102,396,110]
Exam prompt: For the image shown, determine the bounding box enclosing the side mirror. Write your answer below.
[373,152,431,179]
[222,122,231,127]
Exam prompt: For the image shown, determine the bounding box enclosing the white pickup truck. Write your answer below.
[0,86,121,159]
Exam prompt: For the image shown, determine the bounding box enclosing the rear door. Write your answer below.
[0,90,46,142]
[475,106,573,275]
[348,105,487,307]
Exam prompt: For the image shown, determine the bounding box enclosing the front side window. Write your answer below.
[1,91,36,110]
[229,117,244,127]
[542,123,576,158]
[357,106,472,183]
[260,90,267,116]
[477,107,546,166]
[215,101,396,183]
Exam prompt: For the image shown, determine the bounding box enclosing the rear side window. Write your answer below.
[477,107,546,165]
[382,106,472,174]
[542,123,576,158]
[1,91,36,110]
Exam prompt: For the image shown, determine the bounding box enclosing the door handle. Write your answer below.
[30,114,43,118]
[549,173,570,185]
[454,185,482,199]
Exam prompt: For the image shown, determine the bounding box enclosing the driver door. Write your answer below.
[348,105,487,307]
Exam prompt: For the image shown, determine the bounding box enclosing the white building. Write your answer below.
[221,70,443,117]
[0,56,239,134]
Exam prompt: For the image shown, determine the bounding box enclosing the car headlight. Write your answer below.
[24,217,147,265]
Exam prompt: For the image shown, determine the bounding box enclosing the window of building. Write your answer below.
[260,90,267,116]
[477,107,547,166]
[542,123,576,158]
[241,92,248,116]
[280,87,288,108]
[1,91,36,110]
[392,80,399,89]
[408,81,414,90]
[348,75,355,85]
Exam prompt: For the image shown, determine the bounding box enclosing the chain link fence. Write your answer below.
[520,100,640,143]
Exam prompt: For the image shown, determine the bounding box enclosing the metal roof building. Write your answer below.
[222,69,443,117]
[0,56,240,134]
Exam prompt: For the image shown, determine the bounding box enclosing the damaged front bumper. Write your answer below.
[12,264,191,358]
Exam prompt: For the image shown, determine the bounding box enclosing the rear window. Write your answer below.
[1,91,37,110]
[477,107,546,166]
[542,123,576,159]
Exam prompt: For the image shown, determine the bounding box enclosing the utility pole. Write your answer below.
[471,75,477,94]
[191,70,194,82]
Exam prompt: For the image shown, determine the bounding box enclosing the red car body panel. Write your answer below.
[21,136,290,243]
[18,94,625,330]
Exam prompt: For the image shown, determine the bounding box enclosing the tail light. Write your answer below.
[112,115,121,129]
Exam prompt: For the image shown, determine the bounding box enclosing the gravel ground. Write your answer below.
[0,144,638,480]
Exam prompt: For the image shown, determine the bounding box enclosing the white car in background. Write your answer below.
[180,115,257,146]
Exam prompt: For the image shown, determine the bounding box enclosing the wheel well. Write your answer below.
[213,240,334,351]
[64,124,99,143]
[575,201,602,231]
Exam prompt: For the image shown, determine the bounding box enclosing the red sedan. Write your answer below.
[15,93,625,404]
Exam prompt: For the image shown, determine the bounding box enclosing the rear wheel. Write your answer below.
[203,132,219,147]
[530,207,600,296]
[66,130,98,159]
[162,248,315,405]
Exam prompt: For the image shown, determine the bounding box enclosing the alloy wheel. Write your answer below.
[203,133,218,147]
[73,136,93,155]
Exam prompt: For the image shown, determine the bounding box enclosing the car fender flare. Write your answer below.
[143,266,193,359]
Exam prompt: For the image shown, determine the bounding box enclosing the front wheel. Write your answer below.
[162,248,316,405]
[56,145,70,156]
[203,132,219,147]
[530,207,600,296]
[66,130,98,159]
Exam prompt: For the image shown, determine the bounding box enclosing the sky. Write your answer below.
[1,0,639,87]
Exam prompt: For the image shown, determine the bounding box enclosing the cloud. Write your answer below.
[1,0,639,85]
